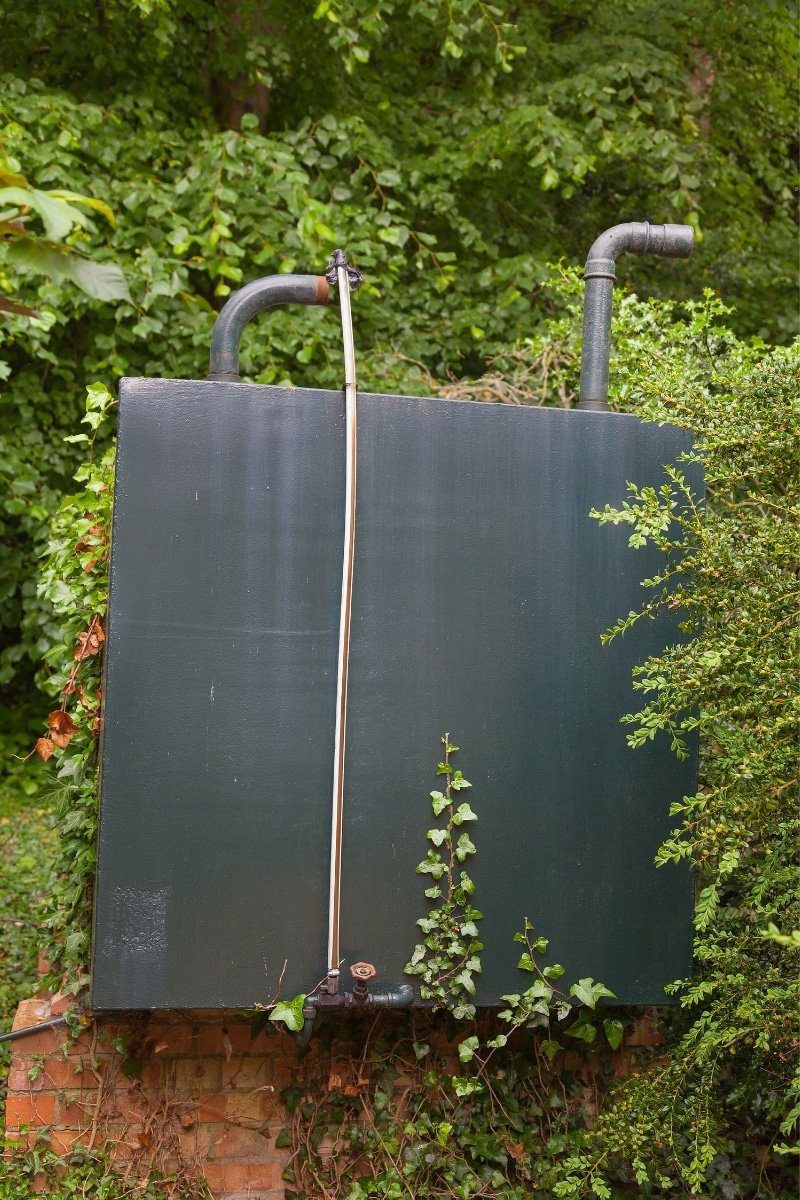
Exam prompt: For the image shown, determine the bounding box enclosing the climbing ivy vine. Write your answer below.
[404,736,483,1018]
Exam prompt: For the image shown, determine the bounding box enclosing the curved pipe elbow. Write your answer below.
[578,221,694,411]
[584,221,695,281]
[208,274,329,382]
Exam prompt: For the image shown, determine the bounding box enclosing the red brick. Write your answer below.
[224,1024,269,1054]
[196,1094,228,1122]
[146,1024,195,1056]
[6,1092,56,1127]
[270,1058,294,1091]
[137,1062,162,1089]
[8,1061,45,1091]
[49,1129,86,1155]
[43,1058,90,1089]
[115,1092,149,1122]
[225,1091,274,1123]
[175,1058,222,1092]
[203,1161,284,1193]
[57,1091,98,1126]
[209,1125,270,1160]
[221,1058,270,1092]
[49,991,72,1017]
[12,999,49,1030]
[177,1122,223,1160]
[9,1028,64,1056]
[239,1162,285,1188]
[196,1025,225,1056]
[108,1140,137,1163]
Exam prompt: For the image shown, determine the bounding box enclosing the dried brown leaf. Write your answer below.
[35,737,54,762]
[47,710,78,749]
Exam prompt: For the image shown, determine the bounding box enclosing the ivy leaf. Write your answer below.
[543,963,565,980]
[516,952,536,972]
[532,936,548,952]
[436,1120,453,1146]
[452,803,477,824]
[430,790,448,816]
[458,1035,480,1062]
[412,1042,430,1060]
[570,978,616,1009]
[451,1075,482,1097]
[450,770,471,791]
[540,1039,561,1061]
[427,827,448,847]
[455,833,476,861]
[454,969,476,994]
[269,994,306,1032]
[603,1018,625,1050]
[565,1014,597,1043]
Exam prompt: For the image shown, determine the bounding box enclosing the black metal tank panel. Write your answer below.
[92,379,698,1009]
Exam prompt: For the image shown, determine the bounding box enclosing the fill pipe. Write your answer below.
[578,222,695,411]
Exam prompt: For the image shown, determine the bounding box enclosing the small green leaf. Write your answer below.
[543,964,565,980]
[458,1035,480,1062]
[452,803,477,824]
[565,1015,597,1043]
[603,1018,625,1050]
[430,790,449,816]
[269,994,306,1032]
[455,833,476,861]
[540,1039,561,1061]
[516,952,536,972]
[570,977,616,1009]
[436,1120,453,1146]
[451,1075,482,1097]
[532,937,548,953]
[427,828,448,847]
[412,1041,430,1060]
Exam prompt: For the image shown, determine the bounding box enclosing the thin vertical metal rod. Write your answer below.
[327,262,358,994]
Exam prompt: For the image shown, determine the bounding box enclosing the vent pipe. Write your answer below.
[578,222,694,411]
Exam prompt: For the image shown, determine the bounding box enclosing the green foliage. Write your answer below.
[32,383,115,990]
[276,1008,628,1199]
[0,1132,211,1198]
[554,296,798,1195]
[0,805,56,1097]
[404,736,484,1018]
[269,994,308,1033]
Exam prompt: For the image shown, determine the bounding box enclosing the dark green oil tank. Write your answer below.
[91,378,699,1010]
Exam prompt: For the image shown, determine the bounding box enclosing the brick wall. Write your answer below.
[5,996,295,1198]
[5,993,665,1197]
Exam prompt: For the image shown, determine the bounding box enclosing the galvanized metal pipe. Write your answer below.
[208,274,329,381]
[578,222,694,411]
[327,257,358,996]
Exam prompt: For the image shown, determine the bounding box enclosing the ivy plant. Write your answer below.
[404,736,483,1018]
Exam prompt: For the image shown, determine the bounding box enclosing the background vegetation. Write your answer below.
[0,1,796,1197]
